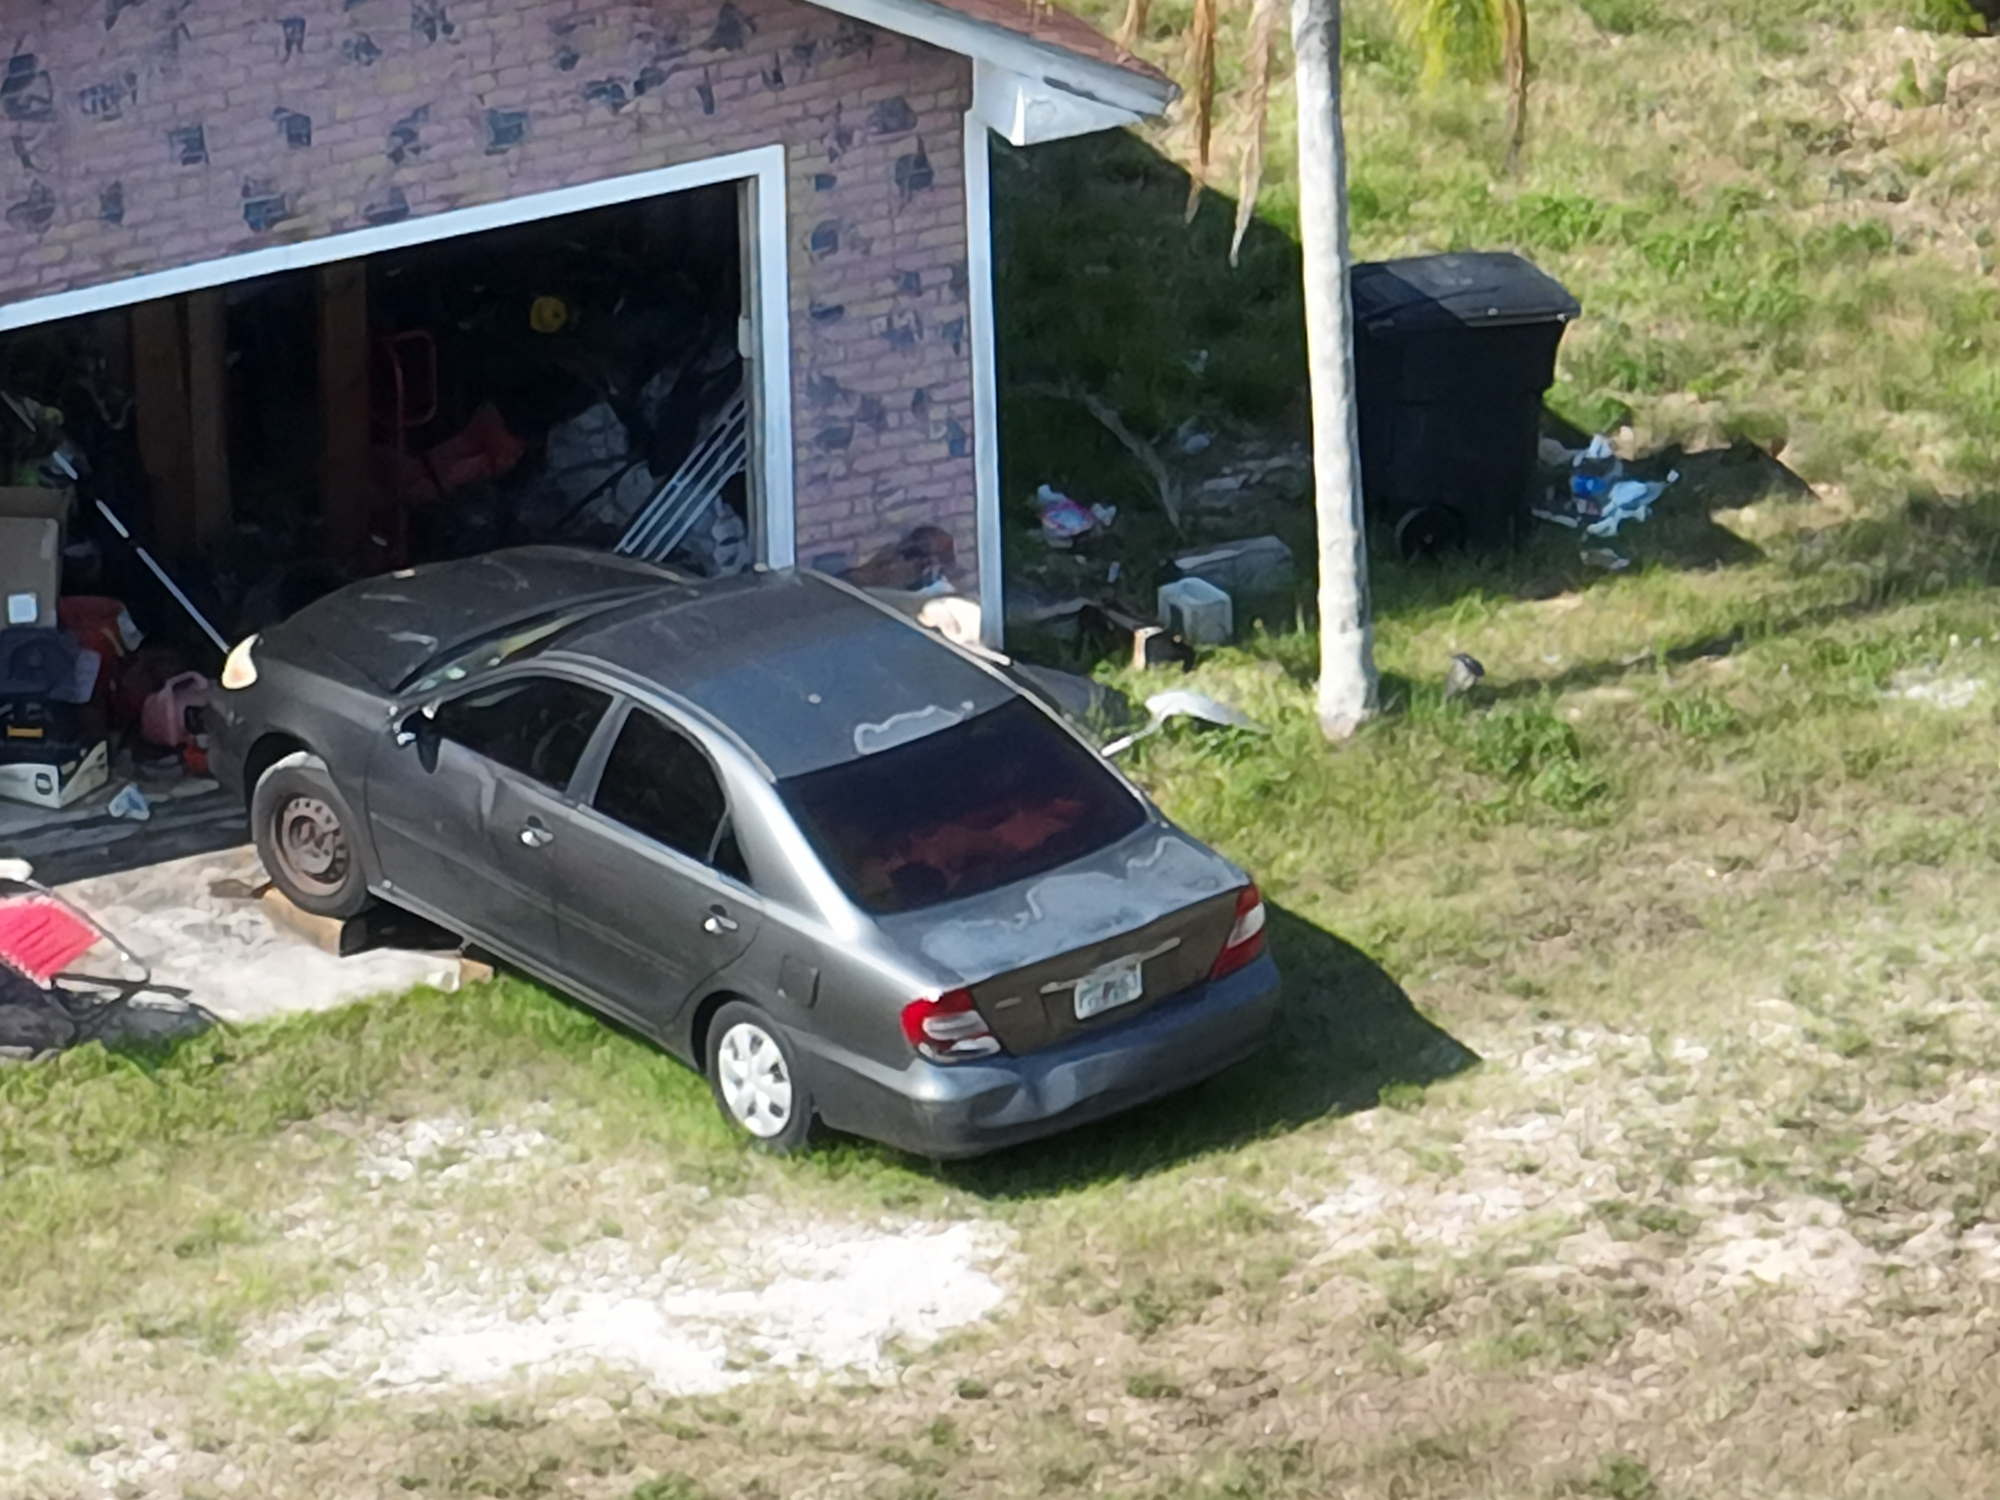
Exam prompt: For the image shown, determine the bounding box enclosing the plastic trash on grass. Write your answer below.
[1532,434,1678,538]
[1035,485,1116,547]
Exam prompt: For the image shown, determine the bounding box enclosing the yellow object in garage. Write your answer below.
[529,296,569,333]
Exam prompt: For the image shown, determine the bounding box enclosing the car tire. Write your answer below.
[253,751,372,920]
[1394,503,1466,561]
[705,1001,815,1153]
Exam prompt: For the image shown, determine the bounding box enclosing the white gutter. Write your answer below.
[810,0,1177,122]
[963,118,1004,649]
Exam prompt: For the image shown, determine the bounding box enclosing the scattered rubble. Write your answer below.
[1534,434,1680,537]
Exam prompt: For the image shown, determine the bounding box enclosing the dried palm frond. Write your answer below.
[1390,0,1530,166]
[1390,0,1502,90]
[1183,0,1219,222]
[1117,0,1151,50]
[1230,0,1283,266]
[1500,0,1529,173]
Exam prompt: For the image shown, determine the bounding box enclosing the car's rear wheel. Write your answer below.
[253,752,372,920]
[705,1001,815,1153]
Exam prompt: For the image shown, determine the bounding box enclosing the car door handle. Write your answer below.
[519,821,555,849]
[703,907,739,935]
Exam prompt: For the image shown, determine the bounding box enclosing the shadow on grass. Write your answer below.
[1356,486,2000,718]
[936,903,1479,1199]
[996,131,1804,654]
[1364,438,1794,626]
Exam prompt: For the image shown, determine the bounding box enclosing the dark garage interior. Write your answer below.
[0,179,753,880]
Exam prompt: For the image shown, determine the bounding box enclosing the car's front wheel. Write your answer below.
[705,1001,815,1153]
[253,751,372,920]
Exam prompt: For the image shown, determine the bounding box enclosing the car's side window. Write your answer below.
[593,708,750,884]
[432,676,611,793]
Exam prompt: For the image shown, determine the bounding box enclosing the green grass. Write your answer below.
[998,0,2000,522]
[14,2,2000,1495]
[15,493,2000,1496]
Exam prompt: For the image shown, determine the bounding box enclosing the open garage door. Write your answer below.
[0,149,793,883]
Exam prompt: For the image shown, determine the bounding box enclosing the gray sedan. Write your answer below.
[207,548,1280,1157]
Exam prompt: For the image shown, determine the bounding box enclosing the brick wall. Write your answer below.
[0,0,977,577]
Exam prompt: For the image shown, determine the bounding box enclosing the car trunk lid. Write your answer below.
[880,828,1247,1055]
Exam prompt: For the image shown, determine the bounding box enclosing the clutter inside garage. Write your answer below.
[0,181,751,881]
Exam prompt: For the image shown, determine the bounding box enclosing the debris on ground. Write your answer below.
[541,403,658,536]
[1131,623,1198,671]
[1156,576,1233,645]
[866,587,985,653]
[1034,484,1116,548]
[1534,433,1680,537]
[1444,653,1486,700]
[0,858,212,1057]
[106,784,149,821]
[1101,688,1265,757]
[845,526,957,591]
[1172,535,1294,597]
[1002,589,1197,671]
[1580,546,1631,571]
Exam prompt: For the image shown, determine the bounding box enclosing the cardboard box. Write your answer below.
[0,737,108,809]
[0,488,70,631]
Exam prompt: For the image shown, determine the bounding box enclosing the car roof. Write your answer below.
[269,546,688,693]
[551,570,1016,779]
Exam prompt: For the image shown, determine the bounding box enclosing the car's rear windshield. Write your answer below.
[777,697,1148,916]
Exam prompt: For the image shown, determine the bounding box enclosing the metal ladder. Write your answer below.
[614,390,749,564]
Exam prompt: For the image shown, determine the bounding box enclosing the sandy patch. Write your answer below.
[250,1217,1011,1396]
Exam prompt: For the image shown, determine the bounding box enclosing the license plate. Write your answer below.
[1073,958,1144,1020]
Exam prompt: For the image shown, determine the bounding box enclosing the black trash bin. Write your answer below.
[1350,251,1580,558]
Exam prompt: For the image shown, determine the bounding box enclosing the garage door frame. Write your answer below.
[0,143,797,570]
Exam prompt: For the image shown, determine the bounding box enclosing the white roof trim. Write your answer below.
[810,0,1176,121]
[971,59,1147,144]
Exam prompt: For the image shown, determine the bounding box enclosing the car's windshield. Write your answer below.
[777,697,1148,916]
[399,609,594,697]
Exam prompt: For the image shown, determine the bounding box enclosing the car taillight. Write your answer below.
[900,988,1002,1063]
[1209,884,1267,981]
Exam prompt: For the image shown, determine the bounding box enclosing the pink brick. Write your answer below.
[1,0,977,559]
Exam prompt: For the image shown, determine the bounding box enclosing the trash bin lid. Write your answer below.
[1350,252,1580,334]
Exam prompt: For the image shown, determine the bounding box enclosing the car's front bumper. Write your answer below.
[799,951,1282,1159]
[203,692,251,802]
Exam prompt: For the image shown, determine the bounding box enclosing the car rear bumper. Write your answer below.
[802,952,1282,1159]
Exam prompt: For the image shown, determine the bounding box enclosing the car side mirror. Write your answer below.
[397,708,441,774]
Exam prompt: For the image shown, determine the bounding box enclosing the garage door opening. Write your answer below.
[0,159,788,884]
[207,181,752,601]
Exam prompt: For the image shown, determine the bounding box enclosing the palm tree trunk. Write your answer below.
[1293,0,1377,740]
[1500,0,1528,174]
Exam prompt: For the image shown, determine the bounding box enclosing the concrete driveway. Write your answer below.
[55,848,469,1025]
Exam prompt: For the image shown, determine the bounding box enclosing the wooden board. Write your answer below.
[183,288,231,557]
[128,298,195,558]
[315,262,371,566]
